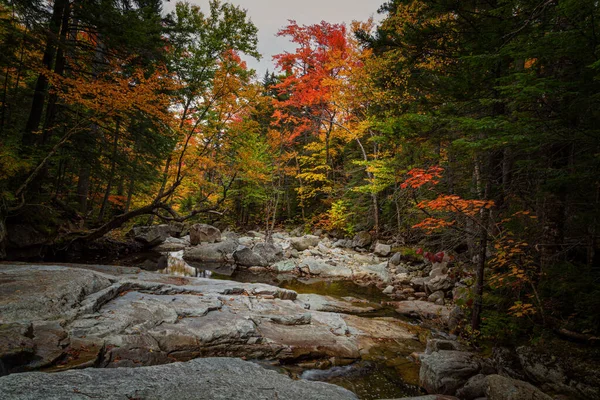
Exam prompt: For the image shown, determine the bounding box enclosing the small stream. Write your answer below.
[114,250,425,400]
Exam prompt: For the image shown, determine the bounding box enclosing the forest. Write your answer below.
[1,0,599,366]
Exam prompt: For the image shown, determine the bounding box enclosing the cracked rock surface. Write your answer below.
[0,263,422,374]
[0,357,358,400]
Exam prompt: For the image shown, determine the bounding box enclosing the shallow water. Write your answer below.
[119,250,425,399]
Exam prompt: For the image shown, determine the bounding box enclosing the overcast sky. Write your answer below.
[167,0,385,76]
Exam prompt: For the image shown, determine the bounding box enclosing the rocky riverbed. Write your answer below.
[1,225,599,399]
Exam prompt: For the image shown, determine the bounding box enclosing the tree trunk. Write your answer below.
[41,0,71,145]
[471,211,489,331]
[23,0,68,146]
[77,162,91,213]
[98,119,120,222]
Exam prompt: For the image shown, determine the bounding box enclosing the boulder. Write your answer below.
[167,222,187,238]
[358,262,391,282]
[129,224,171,247]
[426,274,454,293]
[300,257,353,277]
[374,242,392,257]
[253,241,284,264]
[485,374,553,400]
[271,260,297,273]
[333,239,352,248]
[296,294,381,314]
[351,231,372,248]
[183,239,238,263]
[389,252,402,266]
[456,374,487,400]
[420,350,481,395]
[152,236,188,252]
[383,285,395,294]
[395,301,451,323]
[428,291,445,304]
[233,246,268,267]
[515,345,600,399]
[0,358,358,400]
[290,235,320,251]
[189,224,221,245]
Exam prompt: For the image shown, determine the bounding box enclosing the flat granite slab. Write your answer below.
[0,357,358,400]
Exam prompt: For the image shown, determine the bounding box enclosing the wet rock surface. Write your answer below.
[0,263,422,378]
[0,357,358,400]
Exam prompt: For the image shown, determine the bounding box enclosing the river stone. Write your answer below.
[374,242,392,257]
[253,241,284,263]
[389,252,402,266]
[395,301,451,323]
[0,264,113,323]
[290,235,320,251]
[485,374,552,400]
[428,291,445,304]
[358,262,391,282]
[296,294,380,314]
[351,231,372,248]
[426,274,454,292]
[233,245,268,267]
[189,224,221,245]
[300,257,352,277]
[455,374,487,400]
[0,357,358,400]
[515,345,600,399]
[271,260,297,273]
[420,350,481,395]
[130,224,170,247]
[153,236,188,252]
[183,239,238,263]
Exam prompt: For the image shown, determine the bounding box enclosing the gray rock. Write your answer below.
[485,374,552,400]
[456,374,487,400]
[425,339,468,354]
[296,294,381,314]
[0,357,358,400]
[290,235,320,251]
[183,239,238,263]
[396,301,451,323]
[247,230,266,239]
[515,346,600,399]
[153,236,188,252]
[333,239,352,248]
[0,264,113,324]
[411,277,427,291]
[426,274,454,292]
[420,350,481,395]
[389,252,402,266]
[374,242,392,257]
[428,291,445,303]
[351,231,372,248]
[271,260,297,273]
[233,246,268,267]
[167,222,188,238]
[318,243,330,254]
[189,223,221,245]
[359,262,391,282]
[130,224,170,246]
[251,243,278,263]
[300,257,352,277]
[383,285,395,294]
